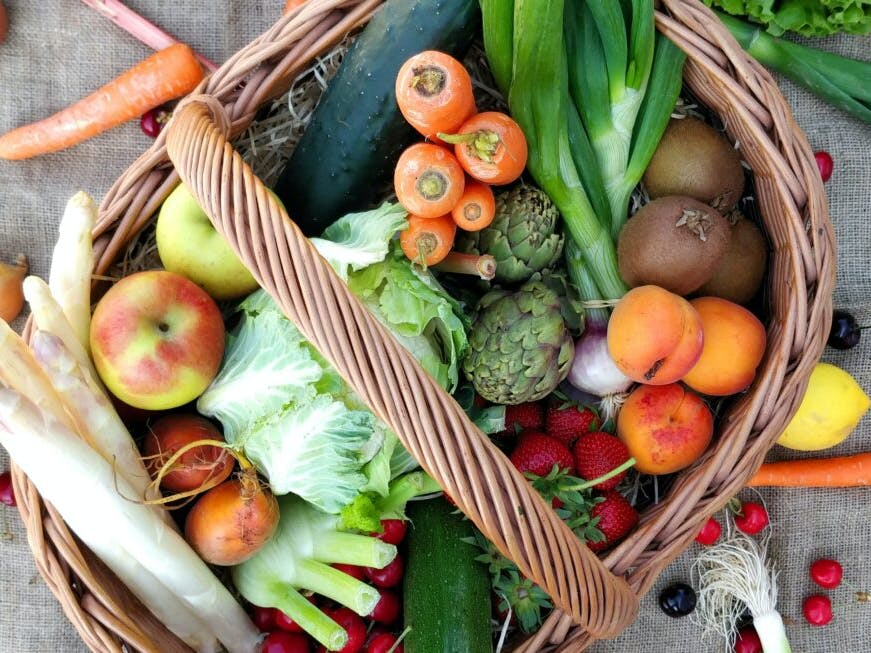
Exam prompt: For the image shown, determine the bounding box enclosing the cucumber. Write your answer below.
[403,497,492,653]
[273,0,480,236]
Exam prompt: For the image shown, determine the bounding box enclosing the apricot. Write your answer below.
[682,297,766,396]
[617,384,714,475]
[607,285,704,385]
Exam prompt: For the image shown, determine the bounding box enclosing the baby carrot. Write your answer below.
[394,143,465,218]
[439,111,528,185]
[451,179,495,231]
[746,453,871,488]
[0,43,204,160]
[395,50,476,141]
[400,214,456,267]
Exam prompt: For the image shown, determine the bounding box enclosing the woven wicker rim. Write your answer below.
[12,1,835,651]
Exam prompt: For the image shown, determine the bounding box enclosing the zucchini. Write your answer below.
[273,0,480,236]
[403,497,492,653]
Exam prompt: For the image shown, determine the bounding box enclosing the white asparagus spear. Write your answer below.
[23,276,100,384]
[49,191,96,354]
[0,389,260,653]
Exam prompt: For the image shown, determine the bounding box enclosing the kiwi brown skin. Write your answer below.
[617,196,731,296]
[643,117,745,212]
[697,215,768,304]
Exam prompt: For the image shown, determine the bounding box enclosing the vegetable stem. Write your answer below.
[295,558,381,616]
[272,584,348,651]
[432,252,496,280]
[566,457,637,491]
[315,530,397,569]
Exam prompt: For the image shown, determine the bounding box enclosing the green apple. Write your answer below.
[156,183,259,300]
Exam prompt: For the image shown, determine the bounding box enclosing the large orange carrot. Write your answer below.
[0,43,204,160]
[747,453,871,488]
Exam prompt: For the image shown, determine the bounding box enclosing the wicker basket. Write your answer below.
[13,0,835,651]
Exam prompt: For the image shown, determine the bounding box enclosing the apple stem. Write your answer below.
[143,438,249,506]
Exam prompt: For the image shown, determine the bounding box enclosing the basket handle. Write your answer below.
[164,97,639,638]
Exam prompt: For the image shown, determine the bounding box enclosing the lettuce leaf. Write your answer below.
[704,0,871,36]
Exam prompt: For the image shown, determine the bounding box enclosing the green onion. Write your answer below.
[718,12,871,124]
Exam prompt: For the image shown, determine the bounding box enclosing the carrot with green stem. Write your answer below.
[0,43,204,160]
[747,453,871,488]
[400,215,456,267]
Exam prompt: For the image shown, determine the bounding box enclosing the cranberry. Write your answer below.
[814,151,833,182]
[323,607,366,653]
[810,558,843,590]
[695,517,722,546]
[733,626,762,653]
[370,590,400,624]
[140,107,170,138]
[252,605,277,631]
[333,563,367,580]
[365,556,404,589]
[261,630,310,653]
[0,471,15,507]
[734,502,768,535]
[365,632,404,653]
[803,594,833,626]
[374,519,407,545]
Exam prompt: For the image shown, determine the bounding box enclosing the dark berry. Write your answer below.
[260,630,310,653]
[814,151,833,182]
[658,582,697,618]
[828,310,862,350]
[140,107,170,138]
[0,471,15,506]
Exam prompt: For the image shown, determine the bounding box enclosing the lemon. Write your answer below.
[777,362,870,451]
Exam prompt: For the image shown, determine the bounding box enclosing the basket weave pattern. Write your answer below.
[13,1,835,651]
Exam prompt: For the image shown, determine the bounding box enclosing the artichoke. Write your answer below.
[463,281,574,405]
[456,185,564,284]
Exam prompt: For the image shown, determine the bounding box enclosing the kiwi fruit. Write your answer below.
[618,196,731,296]
[697,214,768,304]
[643,117,745,212]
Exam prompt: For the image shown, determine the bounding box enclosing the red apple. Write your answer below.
[90,271,225,410]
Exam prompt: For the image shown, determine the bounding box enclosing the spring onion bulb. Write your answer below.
[692,525,792,653]
[0,389,259,653]
[567,323,632,419]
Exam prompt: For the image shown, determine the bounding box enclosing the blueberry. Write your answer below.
[828,310,861,350]
[659,582,697,618]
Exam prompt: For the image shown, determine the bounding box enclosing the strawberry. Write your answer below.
[509,431,574,477]
[587,490,638,552]
[502,402,544,434]
[572,432,631,490]
[545,403,599,446]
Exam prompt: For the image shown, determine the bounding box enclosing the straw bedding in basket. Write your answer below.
[13,0,835,651]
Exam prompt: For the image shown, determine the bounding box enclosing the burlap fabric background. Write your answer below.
[0,2,868,651]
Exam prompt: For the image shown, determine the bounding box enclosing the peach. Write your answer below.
[607,285,704,385]
[682,297,767,396]
[617,383,714,475]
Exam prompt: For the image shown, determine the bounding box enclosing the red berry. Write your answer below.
[572,432,630,490]
[252,605,277,631]
[695,517,722,546]
[365,632,404,653]
[365,556,404,588]
[374,519,407,545]
[803,594,833,626]
[587,490,638,552]
[545,404,599,445]
[274,610,305,634]
[733,626,762,653]
[333,563,367,581]
[370,590,400,624]
[810,558,843,590]
[734,501,768,535]
[261,631,310,653]
[0,471,15,507]
[502,402,544,434]
[509,431,574,477]
[324,607,367,653]
[140,107,170,138]
[814,151,833,182]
